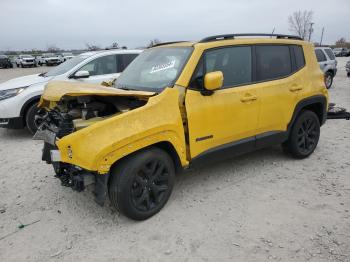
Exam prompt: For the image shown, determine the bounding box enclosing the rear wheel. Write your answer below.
[25,102,40,134]
[283,110,320,159]
[109,147,175,220]
[325,71,333,89]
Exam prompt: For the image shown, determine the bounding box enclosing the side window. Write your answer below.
[79,55,118,76]
[122,54,138,70]
[324,49,335,60]
[191,46,252,89]
[315,49,327,62]
[256,45,292,81]
[292,45,305,70]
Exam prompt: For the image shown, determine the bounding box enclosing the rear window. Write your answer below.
[315,49,327,62]
[292,45,305,70]
[324,49,335,60]
[256,45,292,81]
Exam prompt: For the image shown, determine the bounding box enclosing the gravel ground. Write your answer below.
[0,59,350,262]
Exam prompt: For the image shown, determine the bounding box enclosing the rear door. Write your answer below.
[255,45,303,138]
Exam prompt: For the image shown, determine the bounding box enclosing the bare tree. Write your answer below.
[147,39,162,48]
[111,42,119,49]
[288,10,314,40]
[86,43,101,51]
[335,37,347,47]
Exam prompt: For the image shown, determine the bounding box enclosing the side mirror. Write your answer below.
[203,71,223,94]
[73,70,90,79]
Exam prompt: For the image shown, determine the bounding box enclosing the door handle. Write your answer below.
[289,85,303,92]
[240,94,257,102]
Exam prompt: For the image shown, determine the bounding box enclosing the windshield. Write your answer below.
[21,55,33,58]
[115,47,193,91]
[44,55,89,77]
[333,48,342,51]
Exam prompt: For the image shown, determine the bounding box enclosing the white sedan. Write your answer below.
[0,49,142,133]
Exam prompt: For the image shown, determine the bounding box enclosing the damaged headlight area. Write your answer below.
[34,93,149,205]
[0,86,28,101]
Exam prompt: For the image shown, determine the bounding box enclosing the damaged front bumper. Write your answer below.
[34,129,109,206]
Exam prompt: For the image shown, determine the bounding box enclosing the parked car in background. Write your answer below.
[346,60,350,77]
[15,55,37,68]
[0,55,13,68]
[0,49,142,134]
[58,52,75,62]
[332,47,350,57]
[37,53,61,66]
[315,47,337,89]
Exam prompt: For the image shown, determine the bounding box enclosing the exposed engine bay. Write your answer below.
[35,95,148,139]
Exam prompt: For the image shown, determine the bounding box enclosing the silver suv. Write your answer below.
[315,47,337,89]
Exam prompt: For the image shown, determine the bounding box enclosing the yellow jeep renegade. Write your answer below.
[36,33,329,220]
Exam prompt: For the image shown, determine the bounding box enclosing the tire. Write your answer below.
[25,102,40,134]
[324,71,333,89]
[283,110,320,159]
[347,72,350,77]
[109,147,175,220]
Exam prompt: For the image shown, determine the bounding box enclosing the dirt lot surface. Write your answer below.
[0,59,350,262]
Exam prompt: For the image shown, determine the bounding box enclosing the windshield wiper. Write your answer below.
[38,72,47,77]
[117,85,132,91]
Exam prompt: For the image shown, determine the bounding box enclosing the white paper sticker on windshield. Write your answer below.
[150,60,176,74]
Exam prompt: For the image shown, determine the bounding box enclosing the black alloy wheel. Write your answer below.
[109,147,175,220]
[131,159,170,212]
[296,117,318,155]
[283,110,320,159]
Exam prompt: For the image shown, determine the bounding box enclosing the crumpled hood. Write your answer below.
[0,73,53,91]
[39,81,156,105]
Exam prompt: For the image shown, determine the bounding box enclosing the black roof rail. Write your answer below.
[199,33,303,43]
[149,41,189,48]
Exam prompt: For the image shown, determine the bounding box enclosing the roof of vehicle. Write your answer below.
[80,49,143,57]
[151,33,309,49]
[315,46,332,50]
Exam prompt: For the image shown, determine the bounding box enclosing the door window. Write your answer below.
[324,49,335,60]
[79,55,119,76]
[192,46,252,89]
[122,54,139,70]
[315,49,327,62]
[256,45,292,81]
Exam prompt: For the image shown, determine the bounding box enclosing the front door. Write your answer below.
[185,45,260,159]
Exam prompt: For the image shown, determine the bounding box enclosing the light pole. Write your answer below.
[320,27,325,46]
[308,22,314,42]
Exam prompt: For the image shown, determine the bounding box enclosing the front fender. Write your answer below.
[56,88,188,174]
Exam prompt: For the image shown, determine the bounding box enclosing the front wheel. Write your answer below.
[283,110,320,159]
[324,72,333,89]
[25,102,40,134]
[109,147,175,220]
